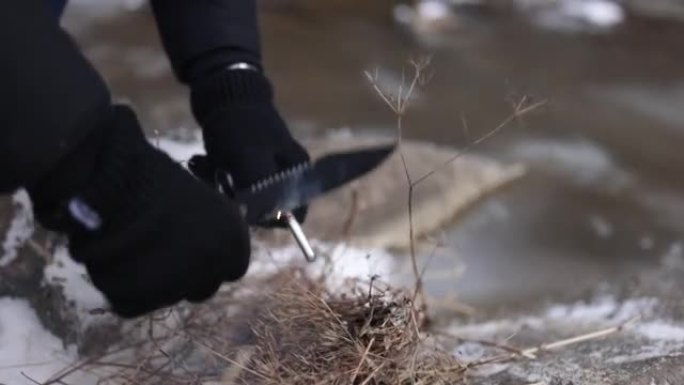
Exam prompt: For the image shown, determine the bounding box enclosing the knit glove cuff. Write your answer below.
[189,68,273,127]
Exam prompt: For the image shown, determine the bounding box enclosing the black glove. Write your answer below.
[188,68,310,226]
[27,105,251,318]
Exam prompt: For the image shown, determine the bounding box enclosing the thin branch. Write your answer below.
[412,99,546,187]
[351,337,376,383]
[20,372,43,385]
[364,70,399,114]
[358,361,387,385]
[193,340,270,382]
[469,317,640,367]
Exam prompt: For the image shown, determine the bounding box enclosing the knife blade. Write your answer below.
[235,143,396,224]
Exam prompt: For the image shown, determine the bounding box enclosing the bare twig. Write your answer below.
[364,58,432,314]
[358,361,386,385]
[350,337,376,383]
[365,58,545,320]
[194,340,270,382]
[469,317,640,367]
[412,99,546,188]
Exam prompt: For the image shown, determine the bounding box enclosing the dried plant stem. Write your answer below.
[351,337,376,383]
[194,340,270,382]
[358,362,386,385]
[412,97,545,188]
[519,318,639,358]
[365,59,546,319]
[26,239,53,263]
[365,58,432,314]
[469,317,640,367]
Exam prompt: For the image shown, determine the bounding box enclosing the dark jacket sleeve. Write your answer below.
[150,0,262,83]
[0,0,111,194]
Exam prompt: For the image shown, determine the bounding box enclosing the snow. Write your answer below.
[561,0,624,27]
[394,0,452,24]
[416,1,452,23]
[43,246,107,325]
[516,0,625,32]
[0,299,80,385]
[588,214,614,239]
[635,322,684,342]
[249,241,398,290]
[447,295,653,341]
[397,0,626,34]
[154,135,205,164]
[508,137,632,187]
[392,0,457,38]
[394,4,417,25]
[544,295,657,323]
[661,242,684,269]
[69,0,145,11]
[1,190,34,267]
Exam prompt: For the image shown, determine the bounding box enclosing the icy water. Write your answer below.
[55,2,684,309]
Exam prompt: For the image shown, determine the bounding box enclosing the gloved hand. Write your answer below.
[188,67,310,226]
[27,105,251,318]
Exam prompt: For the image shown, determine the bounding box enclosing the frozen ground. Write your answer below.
[2,136,684,384]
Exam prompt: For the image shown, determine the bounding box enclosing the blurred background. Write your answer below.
[61,0,684,311]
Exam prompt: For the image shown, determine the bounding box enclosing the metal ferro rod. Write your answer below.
[279,211,316,262]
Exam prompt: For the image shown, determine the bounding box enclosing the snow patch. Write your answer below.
[0,299,81,385]
[635,322,684,342]
[588,214,614,239]
[417,1,452,23]
[394,0,453,25]
[509,138,631,186]
[250,241,398,290]
[69,0,145,11]
[661,242,684,270]
[561,0,624,27]
[43,246,107,325]
[154,135,205,164]
[1,190,34,267]
[448,295,659,341]
[544,295,656,323]
[516,0,625,32]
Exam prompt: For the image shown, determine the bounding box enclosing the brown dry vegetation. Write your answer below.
[45,266,465,385]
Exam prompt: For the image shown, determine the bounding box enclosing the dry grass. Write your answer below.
[229,268,464,385]
[42,266,465,385]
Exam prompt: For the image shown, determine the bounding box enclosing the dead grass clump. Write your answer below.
[57,267,464,385]
[239,269,464,384]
